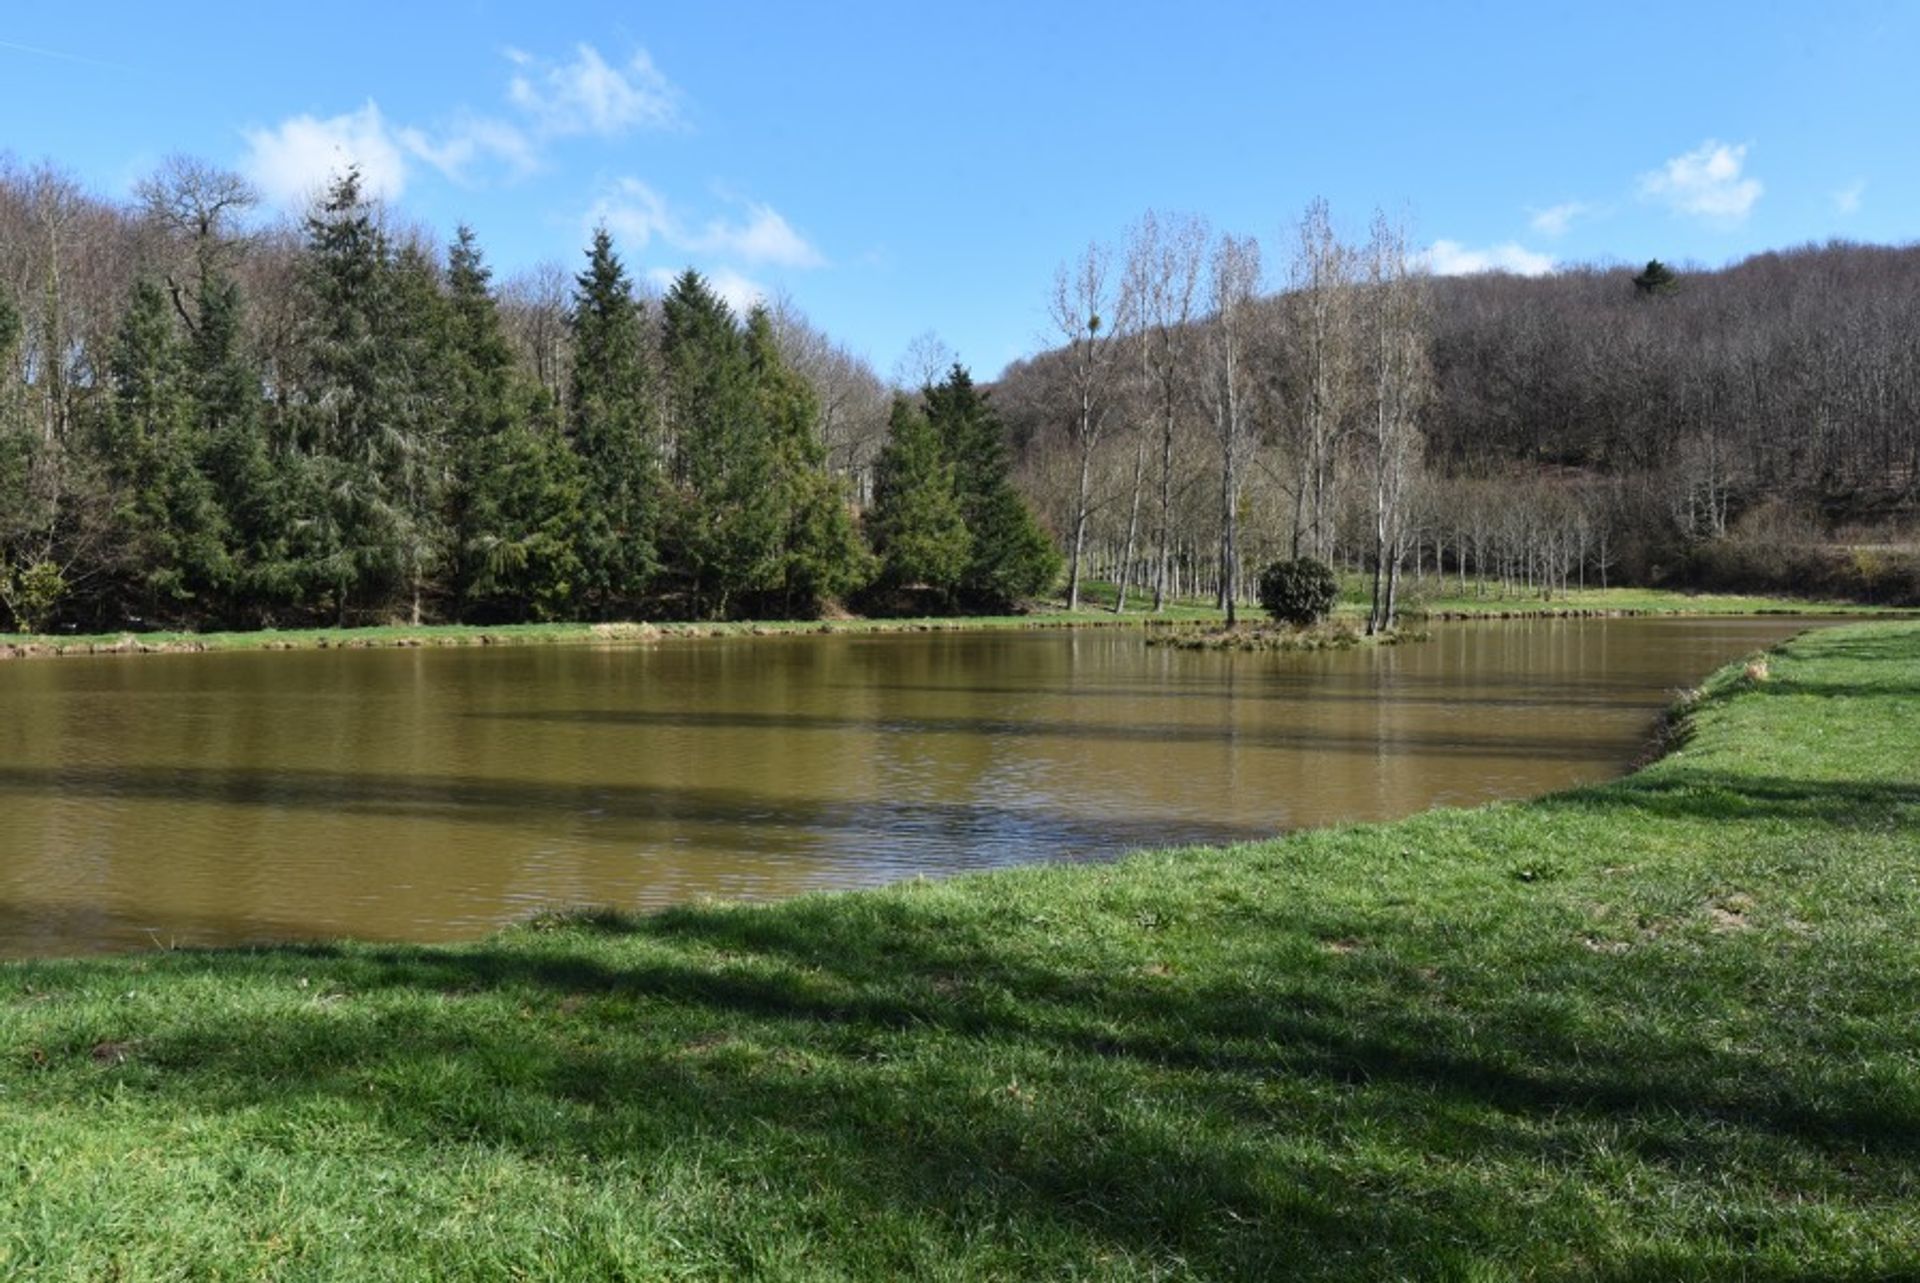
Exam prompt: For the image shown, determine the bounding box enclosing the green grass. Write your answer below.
[0,580,1888,663]
[1360,575,1900,618]
[3,625,1919,1278]
[0,594,1228,658]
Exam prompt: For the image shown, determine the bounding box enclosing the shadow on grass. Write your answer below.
[1547,768,1920,829]
[13,843,1919,1275]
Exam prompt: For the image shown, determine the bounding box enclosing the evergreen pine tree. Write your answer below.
[293,168,415,623]
[661,271,783,617]
[382,241,457,624]
[924,363,1060,607]
[745,307,871,612]
[867,394,971,603]
[191,270,295,622]
[567,228,658,613]
[444,227,585,620]
[96,278,230,620]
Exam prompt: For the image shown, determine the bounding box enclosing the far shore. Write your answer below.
[0,583,1902,662]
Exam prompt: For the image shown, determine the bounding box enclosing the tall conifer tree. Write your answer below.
[745,307,871,612]
[567,228,657,612]
[868,394,971,602]
[97,279,230,619]
[924,363,1060,607]
[661,271,783,617]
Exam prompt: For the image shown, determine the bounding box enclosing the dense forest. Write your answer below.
[4,154,1918,635]
[0,157,1050,632]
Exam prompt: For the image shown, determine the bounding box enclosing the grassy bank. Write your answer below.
[1372,578,1900,619]
[0,599,1228,660]
[0,582,1893,661]
[1,623,1916,1277]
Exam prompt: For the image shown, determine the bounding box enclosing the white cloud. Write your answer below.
[1639,140,1763,223]
[1833,179,1866,215]
[590,178,677,247]
[644,265,769,315]
[241,41,685,209]
[589,178,825,269]
[396,116,538,182]
[242,102,410,206]
[508,43,681,137]
[1422,240,1555,277]
[1528,201,1591,237]
[689,203,825,269]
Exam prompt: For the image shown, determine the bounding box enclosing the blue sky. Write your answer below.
[3,2,1915,377]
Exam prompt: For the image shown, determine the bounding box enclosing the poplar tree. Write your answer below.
[567,229,657,612]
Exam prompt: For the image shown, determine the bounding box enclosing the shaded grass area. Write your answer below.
[2,624,1918,1277]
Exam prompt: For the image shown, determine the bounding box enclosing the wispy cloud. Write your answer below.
[506,43,682,137]
[1422,240,1555,277]
[242,102,412,205]
[1527,201,1592,237]
[242,41,684,207]
[590,178,825,269]
[1833,179,1866,215]
[646,265,769,314]
[1639,140,1763,224]
[0,36,132,72]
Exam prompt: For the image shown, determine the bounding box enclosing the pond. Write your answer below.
[0,616,1823,956]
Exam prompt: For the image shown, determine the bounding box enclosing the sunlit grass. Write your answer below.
[1,622,1916,1276]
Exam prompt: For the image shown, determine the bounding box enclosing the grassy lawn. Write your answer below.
[1,622,1916,1277]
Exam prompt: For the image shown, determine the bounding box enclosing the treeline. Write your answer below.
[996,224,1920,609]
[0,158,1048,632]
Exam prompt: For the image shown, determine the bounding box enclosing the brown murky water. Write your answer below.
[0,616,1823,956]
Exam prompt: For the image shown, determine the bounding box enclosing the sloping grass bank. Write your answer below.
[2,624,1918,1278]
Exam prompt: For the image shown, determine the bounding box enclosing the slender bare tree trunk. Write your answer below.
[1115,435,1146,613]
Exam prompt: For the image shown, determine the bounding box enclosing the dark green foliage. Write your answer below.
[290,169,440,623]
[1259,556,1339,625]
[190,271,298,622]
[0,206,997,631]
[661,271,783,617]
[94,279,231,618]
[568,229,659,613]
[867,395,972,599]
[746,308,872,612]
[1631,258,1679,297]
[439,226,584,621]
[464,392,587,621]
[924,363,1059,608]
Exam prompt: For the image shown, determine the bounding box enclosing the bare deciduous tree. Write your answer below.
[1048,241,1134,610]
[1200,232,1263,626]
[1126,210,1208,611]
[1360,212,1431,633]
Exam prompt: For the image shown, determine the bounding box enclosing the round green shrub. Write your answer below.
[1258,557,1338,626]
